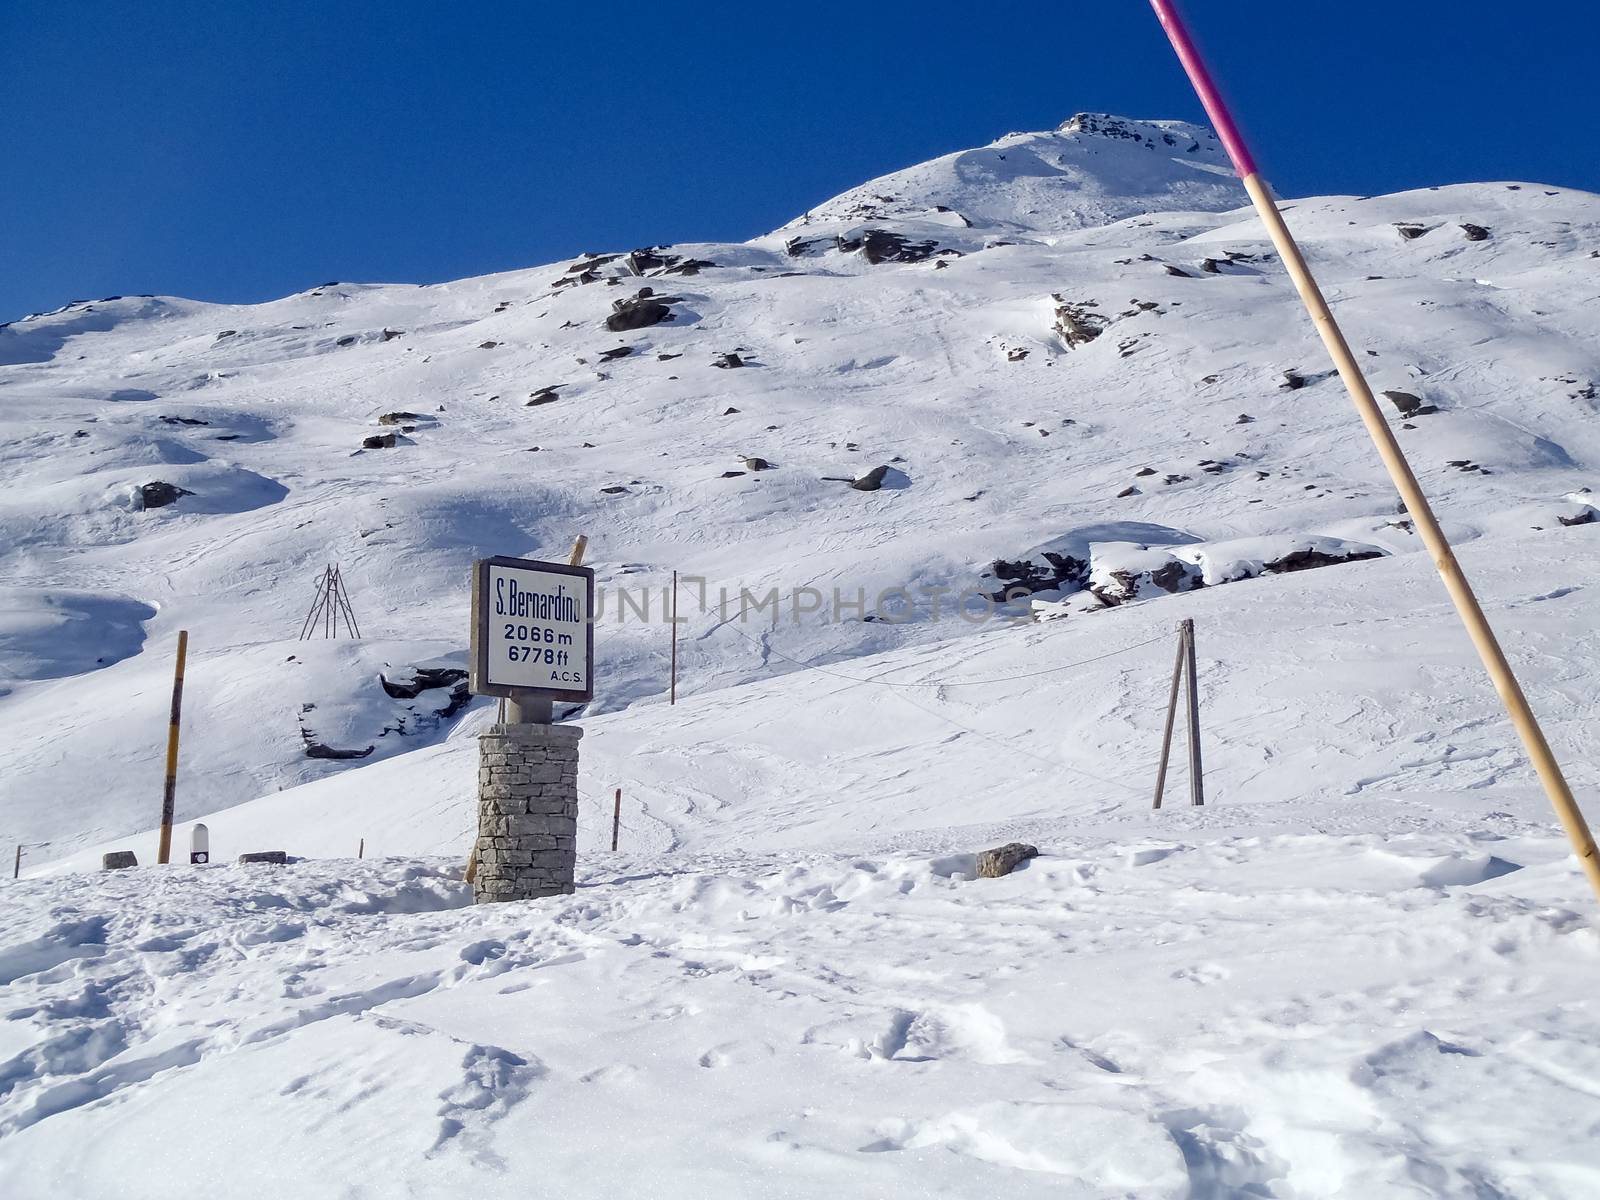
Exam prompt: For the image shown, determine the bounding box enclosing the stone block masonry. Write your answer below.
[474,722,582,903]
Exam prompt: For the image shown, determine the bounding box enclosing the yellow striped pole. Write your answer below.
[1149,0,1600,906]
[157,630,188,865]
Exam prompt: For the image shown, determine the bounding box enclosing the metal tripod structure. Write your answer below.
[298,564,362,640]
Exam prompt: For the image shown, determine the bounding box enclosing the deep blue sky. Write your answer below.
[3,1,1594,322]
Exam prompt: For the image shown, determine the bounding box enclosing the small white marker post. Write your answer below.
[467,549,595,902]
[189,823,210,865]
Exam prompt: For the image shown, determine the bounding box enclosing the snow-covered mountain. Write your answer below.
[788,113,1242,233]
[5,113,1600,1198]
[3,112,1598,858]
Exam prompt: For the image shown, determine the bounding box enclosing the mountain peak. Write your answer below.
[784,114,1244,237]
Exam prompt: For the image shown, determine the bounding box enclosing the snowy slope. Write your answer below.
[5,111,1600,1197]
[7,528,1600,1197]
[3,113,1598,859]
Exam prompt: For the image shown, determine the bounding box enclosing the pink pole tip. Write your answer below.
[1148,0,1258,179]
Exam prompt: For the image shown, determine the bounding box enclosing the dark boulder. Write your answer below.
[606,289,675,332]
[303,740,374,761]
[139,481,193,509]
[986,550,1089,602]
[850,465,891,491]
[1262,546,1384,574]
[378,411,422,425]
[1382,390,1440,417]
[1460,224,1491,242]
[835,229,940,264]
[361,433,397,450]
[379,666,468,700]
[627,248,672,273]
[526,387,562,406]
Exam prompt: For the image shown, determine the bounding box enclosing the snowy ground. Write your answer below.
[3,833,1596,1198]
[7,530,1600,1197]
[5,114,1600,1195]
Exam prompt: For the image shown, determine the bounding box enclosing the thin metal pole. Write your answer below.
[611,787,621,852]
[12,844,20,879]
[333,567,362,638]
[1152,624,1187,809]
[298,569,329,640]
[358,837,364,859]
[670,570,678,705]
[157,630,189,865]
[1149,0,1600,901]
[1183,619,1204,806]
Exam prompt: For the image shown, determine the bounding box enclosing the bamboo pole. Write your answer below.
[611,787,621,852]
[670,570,678,705]
[1149,0,1600,902]
[1152,623,1188,810]
[157,630,189,865]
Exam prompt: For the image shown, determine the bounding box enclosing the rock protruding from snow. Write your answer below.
[605,289,675,333]
[1053,297,1108,348]
[1088,543,1203,606]
[851,465,891,492]
[136,481,193,510]
[976,842,1038,878]
[1176,535,1385,586]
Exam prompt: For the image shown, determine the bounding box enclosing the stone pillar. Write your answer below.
[474,722,582,903]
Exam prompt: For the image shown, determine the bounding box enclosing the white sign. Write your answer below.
[470,556,595,701]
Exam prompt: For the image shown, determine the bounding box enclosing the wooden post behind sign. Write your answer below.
[157,631,189,865]
[611,787,622,851]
